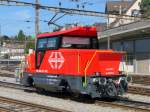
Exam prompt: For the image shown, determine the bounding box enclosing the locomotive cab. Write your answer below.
[21,27,128,98]
[36,35,99,52]
[36,35,98,67]
[36,31,99,49]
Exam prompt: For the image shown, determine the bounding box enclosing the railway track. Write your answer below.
[0,81,36,92]
[96,98,150,112]
[128,85,150,96]
[126,75,150,96]
[0,81,150,112]
[0,96,70,112]
[131,75,150,85]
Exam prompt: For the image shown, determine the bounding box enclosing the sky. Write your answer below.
[0,0,107,37]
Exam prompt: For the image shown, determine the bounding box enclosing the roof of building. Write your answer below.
[94,23,107,32]
[105,0,135,14]
[37,26,97,38]
[99,20,150,41]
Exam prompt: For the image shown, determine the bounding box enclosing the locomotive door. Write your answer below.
[35,37,60,70]
[36,50,45,69]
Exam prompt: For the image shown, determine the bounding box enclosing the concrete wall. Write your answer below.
[136,53,150,74]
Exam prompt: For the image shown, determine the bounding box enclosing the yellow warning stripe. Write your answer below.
[84,50,98,86]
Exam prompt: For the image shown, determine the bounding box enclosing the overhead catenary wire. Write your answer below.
[0,18,51,23]
[0,0,147,20]
[48,13,58,25]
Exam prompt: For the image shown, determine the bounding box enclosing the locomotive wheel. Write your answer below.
[36,87,45,94]
[27,77,34,87]
[72,93,80,98]
[105,82,117,97]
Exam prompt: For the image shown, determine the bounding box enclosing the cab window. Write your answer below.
[61,37,98,49]
[38,38,47,49]
[47,38,57,48]
[37,37,58,50]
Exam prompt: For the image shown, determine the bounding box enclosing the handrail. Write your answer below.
[83,51,97,87]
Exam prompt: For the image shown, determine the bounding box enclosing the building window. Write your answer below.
[135,39,150,53]
[112,41,134,53]
[131,9,140,17]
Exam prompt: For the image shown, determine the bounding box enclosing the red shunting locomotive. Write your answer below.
[21,26,128,98]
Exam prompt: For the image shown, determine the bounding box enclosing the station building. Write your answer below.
[98,0,150,75]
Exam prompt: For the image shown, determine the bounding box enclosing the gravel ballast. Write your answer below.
[123,93,150,103]
[0,86,139,112]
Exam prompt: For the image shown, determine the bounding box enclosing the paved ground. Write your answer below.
[0,76,19,84]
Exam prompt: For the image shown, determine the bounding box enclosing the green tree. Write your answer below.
[24,35,35,54]
[15,31,35,54]
[140,0,150,17]
[27,35,34,41]
[17,30,25,41]
[25,41,35,54]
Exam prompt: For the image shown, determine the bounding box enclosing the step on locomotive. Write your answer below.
[21,26,128,98]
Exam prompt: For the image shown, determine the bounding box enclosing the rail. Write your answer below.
[0,96,70,112]
[96,98,150,112]
[0,80,150,112]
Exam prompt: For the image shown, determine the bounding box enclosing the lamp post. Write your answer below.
[35,0,40,49]
[0,24,1,59]
[106,0,110,49]
[0,24,1,38]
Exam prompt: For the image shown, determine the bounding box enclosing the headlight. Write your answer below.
[93,78,98,83]
[99,78,106,85]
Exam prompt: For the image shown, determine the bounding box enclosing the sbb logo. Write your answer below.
[48,52,65,69]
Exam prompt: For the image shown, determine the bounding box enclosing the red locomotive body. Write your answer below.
[21,27,128,98]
